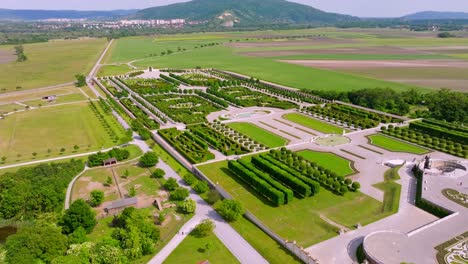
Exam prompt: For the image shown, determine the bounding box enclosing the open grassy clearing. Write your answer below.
[0,85,81,104]
[0,103,21,114]
[368,134,429,154]
[0,102,126,164]
[97,64,133,77]
[296,150,355,177]
[269,53,453,60]
[227,122,288,148]
[23,92,88,107]
[131,45,423,92]
[0,39,107,92]
[283,113,346,134]
[198,159,385,246]
[164,232,239,264]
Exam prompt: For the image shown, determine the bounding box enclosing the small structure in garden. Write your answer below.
[103,157,117,166]
[104,197,138,215]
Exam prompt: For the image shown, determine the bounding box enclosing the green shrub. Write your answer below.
[217,199,244,222]
[194,181,209,194]
[170,188,189,201]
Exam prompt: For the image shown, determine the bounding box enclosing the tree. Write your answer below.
[206,189,221,205]
[170,188,189,201]
[139,151,158,167]
[106,176,113,186]
[351,182,361,191]
[164,177,178,191]
[180,199,196,214]
[193,181,209,194]
[14,45,27,62]
[217,199,244,222]
[1,156,6,163]
[122,169,130,179]
[5,223,67,264]
[151,168,165,179]
[128,186,136,197]
[192,219,215,237]
[75,74,86,87]
[60,199,97,234]
[73,145,80,151]
[89,190,105,207]
[32,152,37,157]
[60,148,66,153]
[68,226,88,245]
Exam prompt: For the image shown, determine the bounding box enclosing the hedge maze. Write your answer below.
[382,119,468,158]
[120,98,159,129]
[158,128,214,164]
[120,78,176,95]
[301,103,401,129]
[188,124,250,155]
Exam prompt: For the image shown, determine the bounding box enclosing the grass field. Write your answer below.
[0,102,125,164]
[368,134,429,154]
[198,158,385,246]
[0,39,107,92]
[373,166,401,215]
[296,150,355,177]
[283,113,346,134]
[164,232,239,264]
[227,122,288,148]
[97,64,133,77]
[271,53,453,60]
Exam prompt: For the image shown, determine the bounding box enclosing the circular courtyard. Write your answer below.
[315,135,351,147]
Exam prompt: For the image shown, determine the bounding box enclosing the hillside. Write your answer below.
[403,11,468,20]
[0,9,137,21]
[133,0,357,26]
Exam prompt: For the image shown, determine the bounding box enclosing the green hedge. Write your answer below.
[228,161,285,206]
[252,156,311,198]
[238,159,294,204]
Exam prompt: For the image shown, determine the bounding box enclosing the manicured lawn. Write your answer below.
[368,134,429,154]
[164,232,239,264]
[0,39,107,92]
[283,113,346,134]
[0,102,126,164]
[198,159,385,247]
[296,150,355,177]
[227,122,287,148]
[373,166,401,215]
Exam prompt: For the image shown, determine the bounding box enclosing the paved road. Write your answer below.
[86,39,114,98]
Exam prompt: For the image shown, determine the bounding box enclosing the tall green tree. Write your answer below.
[60,199,97,234]
[75,74,86,87]
[139,151,158,167]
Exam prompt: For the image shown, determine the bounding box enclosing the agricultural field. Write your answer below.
[296,150,356,177]
[227,122,288,148]
[382,119,468,158]
[368,134,429,154]
[198,152,386,246]
[0,38,107,92]
[0,101,127,164]
[282,113,345,134]
[164,232,239,264]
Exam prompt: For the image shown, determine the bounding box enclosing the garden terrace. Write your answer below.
[144,93,223,124]
[119,78,176,95]
[227,122,286,149]
[158,128,215,164]
[382,123,468,158]
[207,86,297,109]
[169,72,218,86]
[211,122,268,152]
[301,104,389,130]
[120,98,159,129]
[187,123,250,155]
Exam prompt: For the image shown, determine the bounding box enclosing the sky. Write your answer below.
[1,0,468,17]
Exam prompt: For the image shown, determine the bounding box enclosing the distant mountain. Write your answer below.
[132,0,358,26]
[403,11,468,20]
[0,9,137,21]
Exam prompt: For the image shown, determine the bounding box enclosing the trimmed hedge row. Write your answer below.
[252,156,311,198]
[411,165,451,218]
[158,128,214,164]
[228,161,285,206]
[120,98,159,130]
[261,154,320,196]
[195,90,229,108]
[409,121,468,145]
[422,119,468,134]
[189,124,249,156]
[238,159,294,204]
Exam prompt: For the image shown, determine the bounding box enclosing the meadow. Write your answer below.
[0,38,107,92]
[0,102,125,164]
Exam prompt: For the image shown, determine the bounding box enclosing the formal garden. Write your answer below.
[367,134,429,155]
[119,77,176,95]
[300,103,402,130]
[120,98,160,129]
[382,119,468,158]
[158,128,215,163]
[227,122,288,148]
[283,113,345,134]
[207,86,298,109]
[144,93,223,124]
